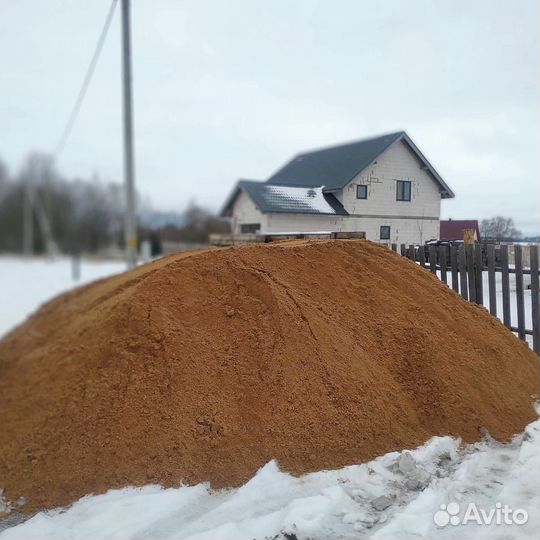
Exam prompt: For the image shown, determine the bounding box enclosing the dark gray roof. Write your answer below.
[267,131,454,198]
[221,180,348,217]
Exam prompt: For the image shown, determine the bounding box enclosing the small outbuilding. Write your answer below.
[440,219,481,242]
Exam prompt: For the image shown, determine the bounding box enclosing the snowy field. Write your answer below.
[0,256,125,338]
[0,256,538,540]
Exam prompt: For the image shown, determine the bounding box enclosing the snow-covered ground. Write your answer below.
[0,256,125,338]
[0,255,538,540]
[1,419,538,540]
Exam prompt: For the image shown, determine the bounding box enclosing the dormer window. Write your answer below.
[356,184,368,199]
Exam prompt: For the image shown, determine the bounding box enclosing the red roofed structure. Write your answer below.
[440,219,481,242]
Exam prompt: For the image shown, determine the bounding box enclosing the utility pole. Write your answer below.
[121,0,137,269]
[23,183,33,256]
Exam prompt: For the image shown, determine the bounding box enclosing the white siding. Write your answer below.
[337,139,441,220]
[263,214,438,245]
[231,190,266,234]
[230,139,445,244]
[265,213,343,233]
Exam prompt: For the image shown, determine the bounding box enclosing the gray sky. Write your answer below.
[1,0,539,234]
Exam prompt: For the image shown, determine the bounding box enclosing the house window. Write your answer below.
[240,223,260,234]
[356,184,368,199]
[380,225,391,240]
[396,180,411,201]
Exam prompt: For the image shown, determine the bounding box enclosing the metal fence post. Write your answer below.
[530,245,539,356]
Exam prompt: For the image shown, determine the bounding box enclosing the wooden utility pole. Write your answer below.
[23,183,33,256]
[121,0,137,269]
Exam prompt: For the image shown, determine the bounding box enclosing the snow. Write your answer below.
[0,256,125,338]
[264,185,338,214]
[1,418,538,540]
[0,255,538,539]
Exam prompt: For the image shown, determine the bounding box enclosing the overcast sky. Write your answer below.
[1,0,538,233]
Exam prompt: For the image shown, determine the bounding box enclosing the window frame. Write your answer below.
[240,223,261,234]
[356,184,368,200]
[396,180,412,202]
[380,225,391,240]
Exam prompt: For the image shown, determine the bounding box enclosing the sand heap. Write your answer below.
[0,240,538,511]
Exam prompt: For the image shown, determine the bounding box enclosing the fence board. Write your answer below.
[428,245,437,274]
[450,245,459,292]
[514,245,526,341]
[487,244,497,316]
[439,245,447,284]
[394,241,538,356]
[530,245,540,355]
[458,245,468,300]
[418,245,426,268]
[466,245,476,303]
[500,245,511,329]
[474,243,484,305]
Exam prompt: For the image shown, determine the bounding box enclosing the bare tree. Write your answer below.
[480,216,522,240]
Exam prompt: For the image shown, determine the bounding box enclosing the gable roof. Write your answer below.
[266,131,454,198]
[440,220,481,241]
[221,180,348,217]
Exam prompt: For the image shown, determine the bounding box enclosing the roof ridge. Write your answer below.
[294,130,405,158]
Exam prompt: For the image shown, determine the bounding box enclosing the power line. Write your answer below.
[54,0,118,157]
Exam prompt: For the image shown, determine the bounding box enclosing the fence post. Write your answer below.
[474,243,484,305]
[530,245,539,356]
[428,244,437,275]
[418,245,426,268]
[408,244,415,261]
[466,244,476,303]
[450,245,459,292]
[458,245,468,301]
[515,245,526,341]
[391,243,397,252]
[500,245,511,329]
[439,245,448,285]
[487,244,497,317]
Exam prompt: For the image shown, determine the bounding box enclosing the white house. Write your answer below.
[221,131,454,245]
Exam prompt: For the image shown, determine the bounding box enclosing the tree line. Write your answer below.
[0,152,229,255]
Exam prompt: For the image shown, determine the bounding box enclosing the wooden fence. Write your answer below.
[390,243,540,356]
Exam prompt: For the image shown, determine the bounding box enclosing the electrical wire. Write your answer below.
[54,0,118,157]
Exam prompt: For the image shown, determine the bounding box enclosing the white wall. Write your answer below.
[230,139,444,244]
[231,190,266,234]
[264,213,438,244]
[336,139,441,220]
[265,213,343,233]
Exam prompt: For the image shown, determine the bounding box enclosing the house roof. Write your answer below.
[440,220,481,241]
[221,180,348,217]
[267,131,455,198]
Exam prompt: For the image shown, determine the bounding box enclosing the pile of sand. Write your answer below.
[0,240,538,511]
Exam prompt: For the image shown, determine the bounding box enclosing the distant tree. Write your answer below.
[0,151,128,254]
[480,216,522,240]
[157,202,230,244]
[0,158,8,185]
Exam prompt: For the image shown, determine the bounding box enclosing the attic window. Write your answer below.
[356,185,368,199]
[396,180,411,202]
